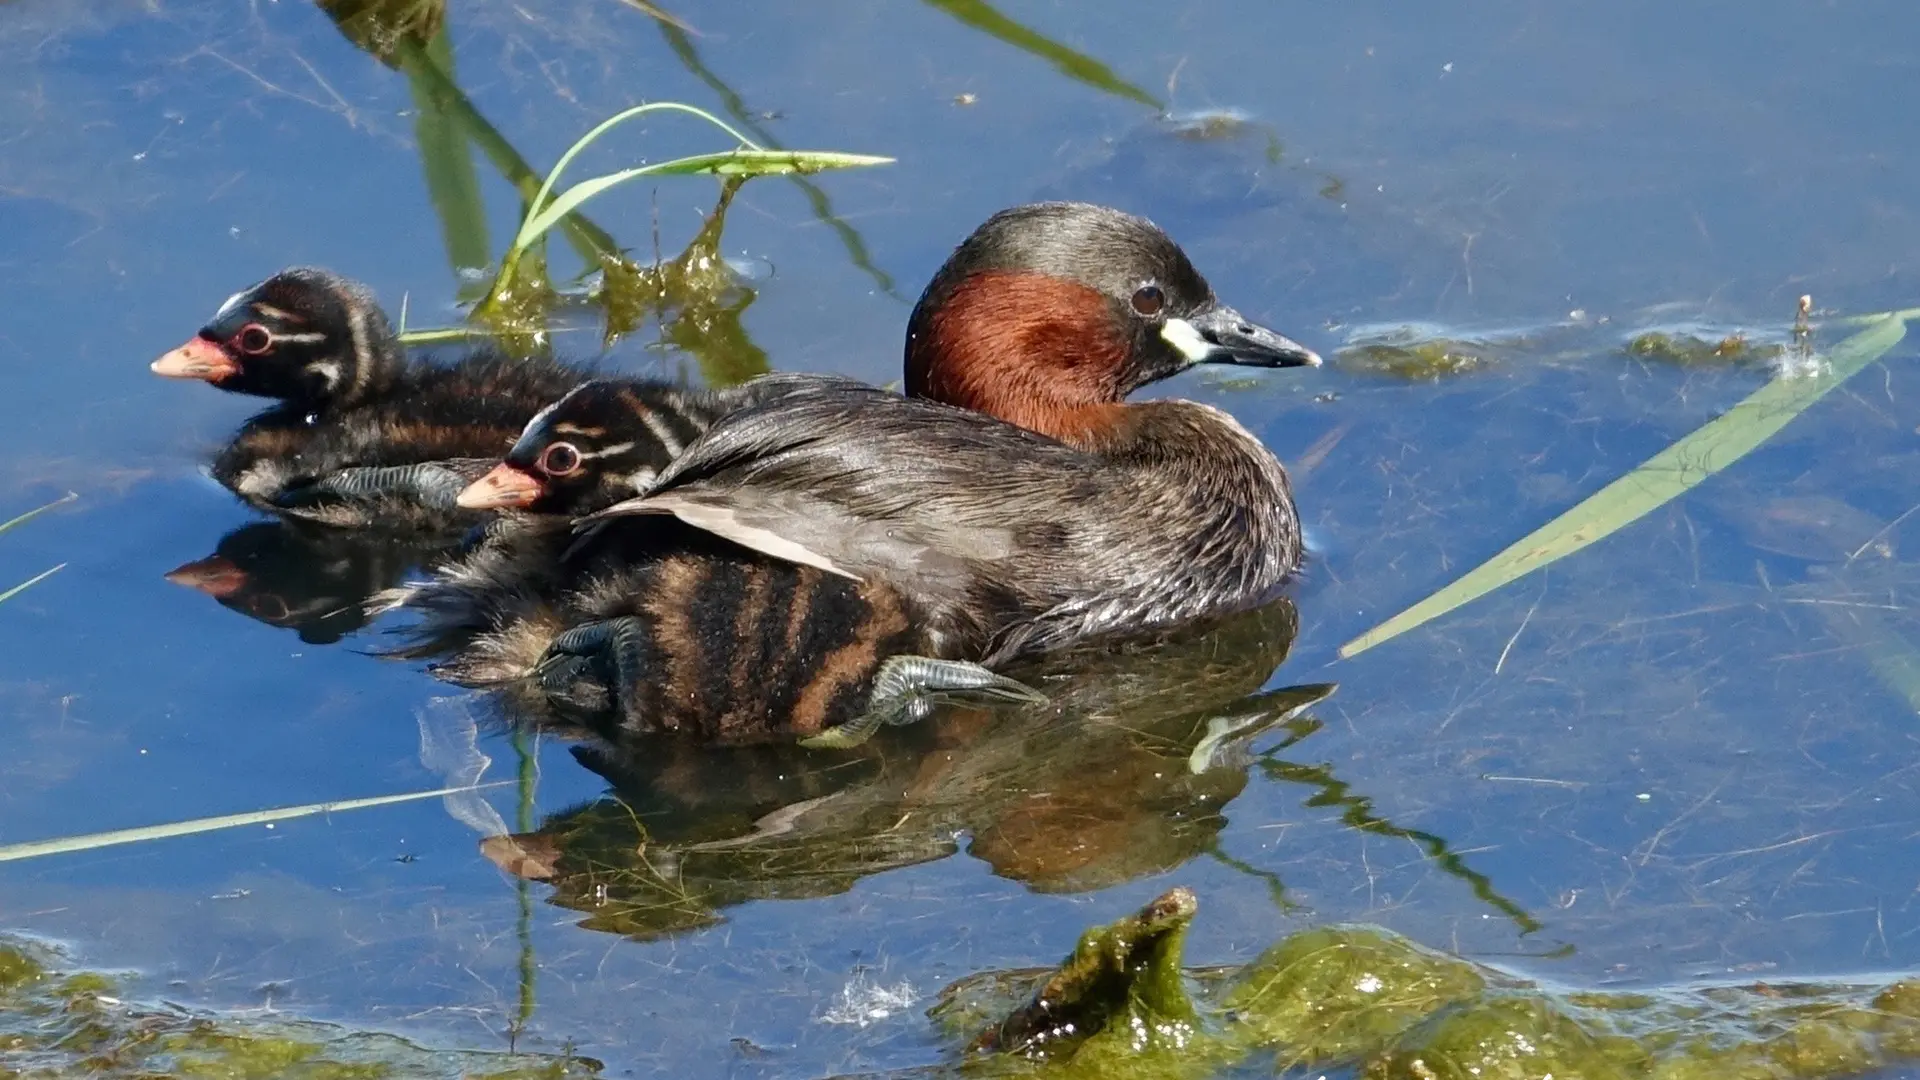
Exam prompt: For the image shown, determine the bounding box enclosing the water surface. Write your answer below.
[2,0,1918,1075]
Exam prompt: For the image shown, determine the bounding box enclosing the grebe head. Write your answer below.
[456,380,666,514]
[151,268,398,411]
[904,202,1320,444]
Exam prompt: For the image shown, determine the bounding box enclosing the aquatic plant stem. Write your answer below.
[509,727,538,1049]
[920,0,1163,108]
[657,21,901,296]
[406,25,491,278]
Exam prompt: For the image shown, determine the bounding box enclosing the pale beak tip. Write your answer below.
[456,466,543,510]
[149,350,193,379]
[151,339,238,381]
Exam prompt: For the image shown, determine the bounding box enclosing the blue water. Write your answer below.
[3,0,1919,1074]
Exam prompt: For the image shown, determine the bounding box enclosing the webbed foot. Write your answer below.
[272,463,473,513]
[800,655,1045,750]
[530,616,648,714]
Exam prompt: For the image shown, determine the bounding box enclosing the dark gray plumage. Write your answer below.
[577,202,1319,666]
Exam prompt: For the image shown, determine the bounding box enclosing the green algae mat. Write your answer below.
[13,895,1920,1079]
[919,890,1920,1079]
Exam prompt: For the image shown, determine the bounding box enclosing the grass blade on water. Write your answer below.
[478,100,890,331]
[1340,310,1913,658]
[0,491,77,537]
[395,326,495,345]
[0,783,510,863]
[0,563,65,606]
[514,149,894,259]
[506,101,763,262]
[0,492,76,606]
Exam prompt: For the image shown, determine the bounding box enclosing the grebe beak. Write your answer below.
[457,464,545,510]
[1166,307,1322,368]
[151,336,242,381]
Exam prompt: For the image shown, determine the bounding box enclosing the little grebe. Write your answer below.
[580,202,1319,664]
[150,269,733,531]
[376,372,863,653]
[389,202,1317,746]
[453,373,856,515]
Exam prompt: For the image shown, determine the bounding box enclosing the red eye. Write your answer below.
[539,442,582,477]
[1130,284,1166,317]
[236,323,273,355]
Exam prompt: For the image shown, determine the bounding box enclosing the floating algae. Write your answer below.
[1336,337,1495,379]
[1625,330,1786,367]
[0,937,601,1079]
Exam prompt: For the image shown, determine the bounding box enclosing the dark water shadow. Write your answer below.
[917,0,1162,110]
[1257,750,1546,938]
[318,0,622,273]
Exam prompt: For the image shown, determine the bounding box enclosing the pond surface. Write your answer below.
[3,0,1919,1075]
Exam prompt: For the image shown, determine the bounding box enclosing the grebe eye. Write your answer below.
[539,442,582,477]
[1130,284,1165,317]
[236,323,273,355]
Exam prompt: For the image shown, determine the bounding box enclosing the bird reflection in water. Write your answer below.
[443,596,1335,941]
[164,520,452,645]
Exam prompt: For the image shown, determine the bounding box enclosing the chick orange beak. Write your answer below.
[458,463,545,510]
[151,337,241,382]
[164,556,248,598]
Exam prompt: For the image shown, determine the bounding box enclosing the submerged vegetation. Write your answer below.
[313,0,893,362]
[1342,307,1915,656]
[1625,330,1786,367]
[468,101,889,337]
[0,936,601,1078]
[1334,330,1500,380]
